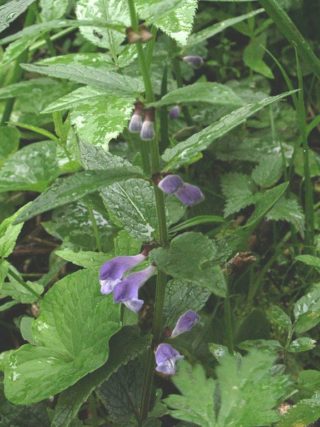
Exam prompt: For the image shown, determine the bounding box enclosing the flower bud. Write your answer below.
[182,55,204,68]
[175,183,204,206]
[171,310,199,338]
[126,27,142,44]
[128,102,143,133]
[140,109,155,141]
[158,174,184,194]
[169,105,181,119]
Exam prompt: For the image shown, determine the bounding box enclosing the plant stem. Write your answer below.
[127,0,169,423]
[87,205,102,252]
[224,281,234,354]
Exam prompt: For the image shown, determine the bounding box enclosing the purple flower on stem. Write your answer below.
[140,119,155,141]
[99,254,145,295]
[158,174,184,194]
[175,183,205,206]
[128,113,143,133]
[171,310,200,338]
[113,265,155,312]
[182,55,204,68]
[169,105,181,119]
[155,343,183,375]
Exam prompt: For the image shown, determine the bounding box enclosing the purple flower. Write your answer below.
[155,343,183,375]
[128,113,143,133]
[158,174,184,194]
[175,183,204,206]
[182,55,204,68]
[169,105,181,119]
[113,265,155,312]
[99,254,145,295]
[140,119,155,140]
[171,310,199,338]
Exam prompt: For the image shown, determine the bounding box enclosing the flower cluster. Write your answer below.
[158,174,204,206]
[155,310,199,375]
[99,253,155,313]
[128,103,155,141]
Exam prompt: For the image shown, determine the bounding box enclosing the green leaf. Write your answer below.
[293,284,320,334]
[278,392,320,427]
[221,173,254,217]
[266,194,305,235]
[267,305,292,331]
[170,215,224,233]
[0,127,20,166]
[251,153,283,188]
[0,141,59,193]
[162,92,295,170]
[51,327,150,427]
[2,269,121,404]
[150,82,243,108]
[79,141,135,170]
[137,0,197,46]
[70,93,134,145]
[102,179,157,241]
[40,0,69,21]
[55,249,112,269]
[21,64,144,97]
[0,208,25,258]
[14,168,143,224]
[244,33,274,79]
[150,232,217,290]
[163,279,211,327]
[288,337,316,353]
[296,254,320,269]
[1,267,42,304]
[165,362,215,427]
[0,0,35,34]
[76,0,129,49]
[114,230,142,256]
[187,9,263,47]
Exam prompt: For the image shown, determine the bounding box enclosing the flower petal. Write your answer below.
[158,174,184,194]
[175,183,204,206]
[155,343,183,375]
[171,310,199,338]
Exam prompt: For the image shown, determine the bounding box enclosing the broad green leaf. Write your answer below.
[2,35,38,66]
[0,78,66,100]
[296,254,320,268]
[79,141,135,170]
[0,127,20,165]
[293,284,320,334]
[70,93,134,145]
[39,52,115,69]
[266,194,305,235]
[243,33,274,79]
[51,327,150,427]
[55,249,112,269]
[298,370,320,398]
[164,362,215,427]
[137,0,198,46]
[114,230,142,256]
[2,269,121,404]
[221,173,254,217]
[0,208,25,258]
[288,337,316,353]
[215,351,289,426]
[278,392,320,427]
[14,168,143,224]
[0,0,35,34]
[267,305,292,331]
[102,179,157,241]
[163,279,211,327]
[251,154,283,188]
[0,141,59,193]
[40,0,69,21]
[162,92,295,170]
[1,267,43,303]
[151,232,217,290]
[21,63,144,97]
[76,0,129,49]
[150,82,243,108]
[187,9,263,47]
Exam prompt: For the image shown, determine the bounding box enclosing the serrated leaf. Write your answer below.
[76,0,129,49]
[21,64,144,97]
[288,337,316,353]
[163,279,211,327]
[151,232,217,289]
[102,179,157,241]
[266,195,305,234]
[293,284,320,334]
[150,82,243,108]
[55,249,112,269]
[51,327,150,427]
[162,92,295,170]
[70,93,134,145]
[0,141,59,193]
[2,269,121,404]
[40,0,69,21]
[137,0,197,46]
[0,0,35,34]
[251,154,283,188]
[221,173,254,217]
[187,9,263,47]
[114,230,142,256]
[278,392,320,427]
[79,141,135,170]
[14,168,143,224]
